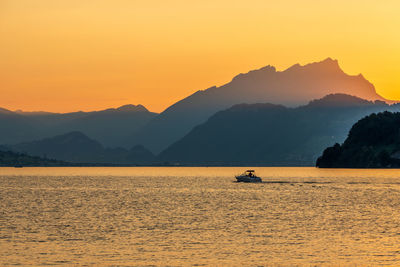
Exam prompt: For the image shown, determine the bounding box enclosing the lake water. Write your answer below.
[1,167,400,266]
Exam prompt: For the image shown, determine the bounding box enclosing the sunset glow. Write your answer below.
[1,0,400,112]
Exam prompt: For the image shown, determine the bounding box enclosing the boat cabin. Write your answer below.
[235,169,261,182]
[245,170,255,177]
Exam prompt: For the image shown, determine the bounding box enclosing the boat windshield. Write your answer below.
[245,170,255,176]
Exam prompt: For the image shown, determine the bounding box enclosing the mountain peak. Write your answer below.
[306,93,378,108]
[292,57,341,72]
[318,57,340,69]
[116,104,149,112]
[0,107,14,114]
[322,57,339,64]
[50,131,101,145]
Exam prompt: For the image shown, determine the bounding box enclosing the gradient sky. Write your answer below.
[1,0,399,113]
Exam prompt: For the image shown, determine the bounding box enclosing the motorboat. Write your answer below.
[235,170,262,183]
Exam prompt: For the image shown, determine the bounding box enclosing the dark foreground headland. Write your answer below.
[317,111,400,168]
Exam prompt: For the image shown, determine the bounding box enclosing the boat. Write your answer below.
[235,170,262,183]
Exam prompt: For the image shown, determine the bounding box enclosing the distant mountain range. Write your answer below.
[0,104,157,147]
[1,58,398,166]
[129,58,389,153]
[159,94,398,166]
[5,131,156,164]
[2,94,397,166]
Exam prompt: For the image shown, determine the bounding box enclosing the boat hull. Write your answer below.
[235,175,262,183]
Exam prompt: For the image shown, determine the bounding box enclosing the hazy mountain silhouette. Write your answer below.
[0,104,157,147]
[0,108,43,145]
[130,58,389,153]
[317,111,400,168]
[159,94,398,166]
[8,131,156,164]
[9,131,104,163]
[0,107,15,114]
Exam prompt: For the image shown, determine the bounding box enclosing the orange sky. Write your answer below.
[1,0,400,113]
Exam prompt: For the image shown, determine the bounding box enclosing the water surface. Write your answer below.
[1,167,400,265]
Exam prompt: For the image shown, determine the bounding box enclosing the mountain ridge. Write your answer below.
[12,104,151,115]
[159,94,397,165]
[7,131,156,164]
[0,104,157,147]
[130,58,389,153]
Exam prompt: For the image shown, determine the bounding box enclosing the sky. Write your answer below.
[1,0,400,113]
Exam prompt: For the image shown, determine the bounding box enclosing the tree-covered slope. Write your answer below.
[159,94,397,166]
[0,149,68,167]
[316,111,400,168]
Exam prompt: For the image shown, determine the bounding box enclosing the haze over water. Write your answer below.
[1,167,400,265]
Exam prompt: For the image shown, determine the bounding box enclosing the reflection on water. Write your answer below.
[1,167,400,265]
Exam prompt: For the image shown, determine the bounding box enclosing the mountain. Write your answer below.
[316,111,400,168]
[0,107,15,114]
[159,94,398,166]
[0,149,68,167]
[0,108,42,145]
[0,104,157,147]
[130,58,389,153]
[9,131,104,163]
[102,145,156,165]
[8,131,156,164]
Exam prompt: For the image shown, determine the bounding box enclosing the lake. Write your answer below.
[1,167,400,265]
